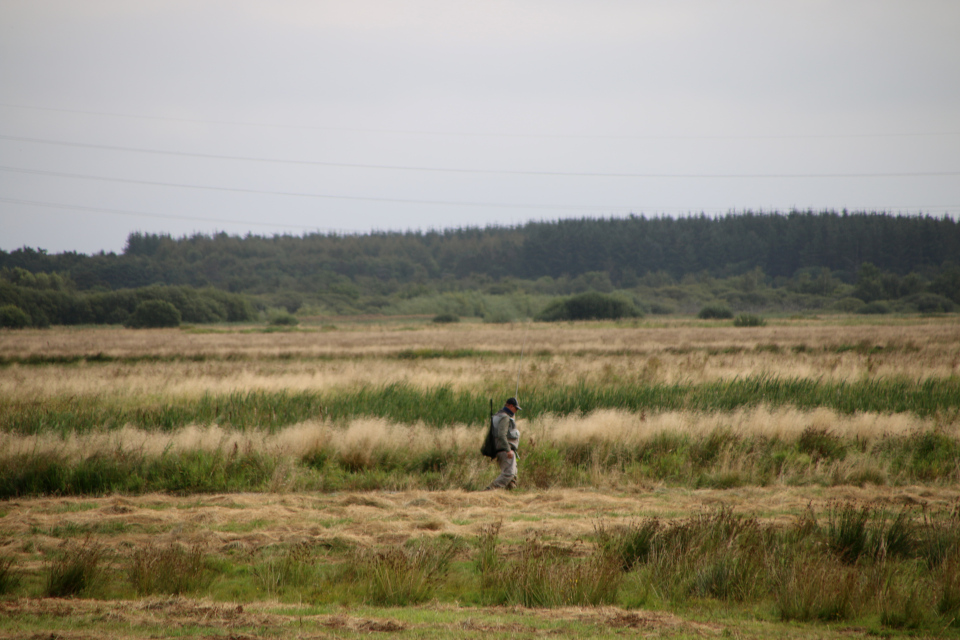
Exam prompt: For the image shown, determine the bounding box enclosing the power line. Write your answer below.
[2,197,956,232]
[0,196,354,232]
[0,165,638,210]
[0,151,955,181]
[2,102,959,140]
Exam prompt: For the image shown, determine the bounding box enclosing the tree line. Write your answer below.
[1,210,959,326]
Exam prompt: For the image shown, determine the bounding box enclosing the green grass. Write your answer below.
[5,425,960,498]
[4,506,960,635]
[5,376,960,435]
[44,542,107,597]
[129,543,209,595]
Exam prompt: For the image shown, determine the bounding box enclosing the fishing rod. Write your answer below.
[515,335,527,403]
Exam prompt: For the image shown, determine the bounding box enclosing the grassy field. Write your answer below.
[1,315,959,638]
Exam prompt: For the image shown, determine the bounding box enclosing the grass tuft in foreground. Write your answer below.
[44,540,106,598]
[129,543,208,595]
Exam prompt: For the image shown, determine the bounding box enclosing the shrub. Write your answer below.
[832,297,865,313]
[268,311,299,326]
[535,292,641,322]
[697,304,733,319]
[910,293,956,314]
[432,313,460,323]
[647,301,676,315]
[857,301,891,315]
[125,300,181,328]
[733,313,765,327]
[0,304,31,329]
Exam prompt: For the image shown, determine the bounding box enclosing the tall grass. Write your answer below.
[129,543,208,595]
[8,503,960,632]
[0,555,20,595]
[4,416,960,497]
[4,376,959,435]
[251,543,320,597]
[356,541,459,605]
[44,541,106,597]
[477,529,621,607]
[0,448,277,497]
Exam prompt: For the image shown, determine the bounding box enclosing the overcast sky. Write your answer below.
[1,1,958,255]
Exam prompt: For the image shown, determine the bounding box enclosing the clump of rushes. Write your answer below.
[45,541,106,597]
[475,521,502,583]
[825,503,872,564]
[595,519,660,571]
[358,541,458,605]
[0,555,21,595]
[479,533,621,607]
[129,543,208,595]
[252,543,320,597]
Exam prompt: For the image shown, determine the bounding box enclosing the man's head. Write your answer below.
[505,397,522,412]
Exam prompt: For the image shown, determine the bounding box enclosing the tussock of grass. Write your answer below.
[478,529,621,607]
[0,555,20,595]
[252,543,320,597]
[44,541,106,597]
[356,541,458,605]
[129,543,208,595]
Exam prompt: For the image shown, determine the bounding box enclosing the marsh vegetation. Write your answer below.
[1,315,959,637]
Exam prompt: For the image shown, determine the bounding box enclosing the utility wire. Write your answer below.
[1,197,956,229]
[2,102,959,140]
[0,146,955,179]
[0,196,353,232]
[0,165,638,210]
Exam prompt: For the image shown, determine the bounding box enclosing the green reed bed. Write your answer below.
[4,505,960,633]
[3,426,960,498]
[4,376,960,435]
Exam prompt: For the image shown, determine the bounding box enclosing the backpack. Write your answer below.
[480,416,498,459]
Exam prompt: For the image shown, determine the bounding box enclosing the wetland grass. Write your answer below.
[4,376,959,435]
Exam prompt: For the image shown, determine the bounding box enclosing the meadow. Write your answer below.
[1,315,960,638]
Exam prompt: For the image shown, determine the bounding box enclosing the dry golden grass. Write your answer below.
[0,407,943,462]
[2,318,959,360]
[3,486,957,560]
[2,319,959,401]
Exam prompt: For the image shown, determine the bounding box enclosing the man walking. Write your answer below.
[485,397,521,490]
